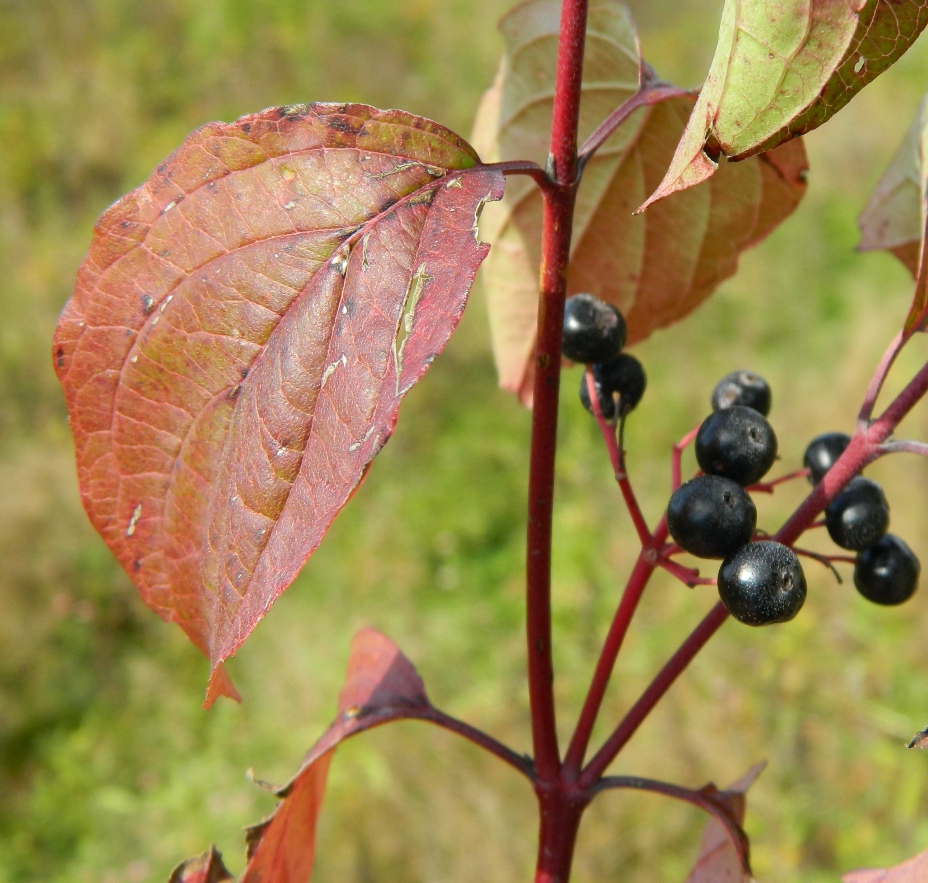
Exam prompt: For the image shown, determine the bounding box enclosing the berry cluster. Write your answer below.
[562,293,646,421]
[562,301,922,623]
[803,433,920,605]
[667,371,806,626]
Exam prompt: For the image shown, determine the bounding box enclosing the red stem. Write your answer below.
[578,83,691,163]
[563,549,659,775]
[593,775,751,874]
[579,602,730,788]
[525,0,588,788]
[487,159,553,190]
[858,330,907,425]
[584,370,651,543]
[416,709,536,780]
[533,786,588,883]
[776,356,928,548]
[672,424,700,490]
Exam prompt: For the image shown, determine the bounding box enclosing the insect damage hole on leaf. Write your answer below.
[393,263,434,394]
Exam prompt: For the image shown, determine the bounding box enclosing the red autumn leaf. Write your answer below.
[858,94,927,278]
[168,847,234,883]
[472,0,806,404]
[240,628,433,883]
[54,103,503,701]
[684,762,765,883]
[843,846,928,882]
[858,92,928,332]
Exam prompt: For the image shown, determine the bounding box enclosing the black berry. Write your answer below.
[711,370,772,416]
[825,476,890,551]
[854,534,920,605]
[718,541,807,626]
[667,475,757,559]
[695,406,778,486]
[803,432,851,484]
[561,294,627,364]
[579,354,646,420]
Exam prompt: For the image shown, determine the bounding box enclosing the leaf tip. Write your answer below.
[204,663,242,709]
[638,145,719,212]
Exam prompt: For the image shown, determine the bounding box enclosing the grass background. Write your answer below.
[3,0,928,880]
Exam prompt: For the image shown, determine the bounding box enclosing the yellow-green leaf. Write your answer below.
[645,0,928,208]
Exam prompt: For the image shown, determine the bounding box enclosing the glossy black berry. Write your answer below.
[825,476,890,551]
[695,406,778,486]
[718,541,807,626]
[711,370,772,416]
[579,354,646,420]
[561,293,627,364]
[854,534,920,605]
[667,475,757,559]
[803,432,851,484]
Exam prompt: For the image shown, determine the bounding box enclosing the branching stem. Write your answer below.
[579,602,730,787]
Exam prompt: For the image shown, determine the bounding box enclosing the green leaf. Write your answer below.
[644,0,928,208]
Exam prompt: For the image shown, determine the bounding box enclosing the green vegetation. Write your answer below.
[3,1,928,880]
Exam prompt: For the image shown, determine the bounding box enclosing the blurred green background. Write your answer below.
[3,1,928,880]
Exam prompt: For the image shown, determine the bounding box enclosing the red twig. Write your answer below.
[593,775,751,874]
[526,6,591,880]
[485,159,554,190]
[658,557,715,587]
[748,468,809,494]
[858,330,907,426]
[578,82,691,163]
[672,424,701,490]
[563,550,659,776]
[584,370,651,543]
[776,357,928,549]
[409,708,536,779]
[579,602,730,788]
[878,439,928,457]
[525,0,589,796]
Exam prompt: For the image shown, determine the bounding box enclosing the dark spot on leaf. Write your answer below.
[120,220,131,229]
[380,196,398,214]
[327,115,362,134]
[157,162,168,176]
[241,122,251,134]
[240,367,249,379]
[141,295,155,314]
[133,560,141,571]
[538,352,551,369]
[55,346,65,368]
[228,384,242,400]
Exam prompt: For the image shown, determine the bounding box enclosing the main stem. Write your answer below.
[525,0,588,881]
[525,0,587,783]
